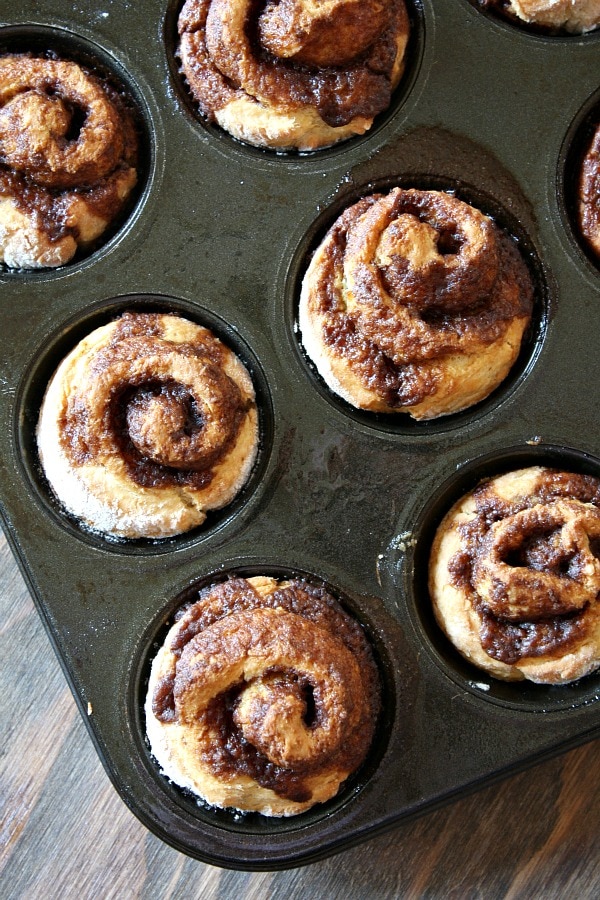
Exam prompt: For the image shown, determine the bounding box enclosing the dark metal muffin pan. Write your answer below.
[1,0,600,871]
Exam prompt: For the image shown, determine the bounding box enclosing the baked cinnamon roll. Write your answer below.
[481,0,600,32]
[0,54,138,269]
[299,188,534,419]
[579,123,600,261]
[36,312,258,539]
[177,0,410,151]
[428,466,600,683]
[145,575,380,816]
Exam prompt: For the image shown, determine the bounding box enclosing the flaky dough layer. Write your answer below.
[36,312,258,539]
[429,467,600,683]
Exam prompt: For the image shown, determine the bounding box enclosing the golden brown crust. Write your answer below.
[428,467,600,683]
[487,0,600,32]
[177,0,410,150]
[579,123,600,260]
[36,312,258,539]
[0,54,138,269]
[145,576,381,816]
[299,188,534,419]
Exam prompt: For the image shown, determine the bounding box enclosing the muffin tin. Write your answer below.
[1,0,600,871]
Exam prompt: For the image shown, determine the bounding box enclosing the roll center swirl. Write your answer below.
[99,346,246,479]
[125,382,210,470]
[175,607,362,772]
[232,671,335,769]
[473,499,600,620]
[345,190,499,318]
[0,57,126,189]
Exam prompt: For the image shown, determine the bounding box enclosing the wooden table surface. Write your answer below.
[1,530,599,900]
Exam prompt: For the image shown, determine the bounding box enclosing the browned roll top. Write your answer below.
[579,123,600,260]
[0,54,138,266]
[61,313,250,490]
[300,187,534,415]
[258,0,391,68]
[149,577,380,811]
[177,0,409,135]
[37,311,258,539]
[0,55,135,188]
[448,470,600,665]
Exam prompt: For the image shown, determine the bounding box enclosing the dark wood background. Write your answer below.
[1,531,599,899]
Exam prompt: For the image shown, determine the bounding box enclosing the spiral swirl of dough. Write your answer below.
[428,466,600,683]
[579,123,600,261]
[299,188,534,419]
[36,312,258,539]
[145,576,381,816]
[0,54,138,268]
[177,0,410,150]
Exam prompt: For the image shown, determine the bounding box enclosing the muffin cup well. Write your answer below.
[15,294,273,554]
[0,24,156,276]
[406,443,600,712]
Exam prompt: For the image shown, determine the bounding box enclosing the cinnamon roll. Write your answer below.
[299,188,534,419]
[579,123,600,261]
[0,54,138,269]
[145,575,380,816]
[480,0,600,32]
[36,312,258,539]
[177,0,410,151]
[428,466,600,683]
